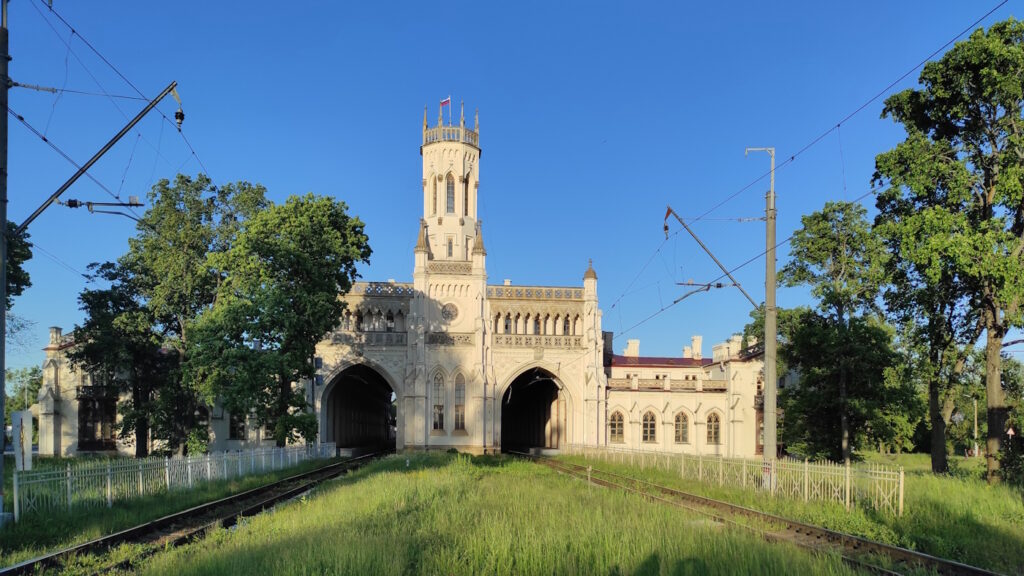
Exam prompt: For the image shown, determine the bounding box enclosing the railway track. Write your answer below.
[522,454,1001,576]
[1,451,384,576]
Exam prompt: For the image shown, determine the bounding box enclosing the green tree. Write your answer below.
[66,262,179,457]
[189,194,370,446]
[873,19,1024,482]
[781,314,905,460]
[122,174,268,453]
[4,366,42,426]
[781,201,888,462]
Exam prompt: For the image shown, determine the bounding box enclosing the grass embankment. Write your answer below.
[139,453,864,576]
[560,453,1024,575]
[0,456,339,568]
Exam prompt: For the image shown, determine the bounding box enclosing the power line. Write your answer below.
[686,0,1008,225]
[8,105,122,201]
[37,0,213,180]
[31,243,91,282]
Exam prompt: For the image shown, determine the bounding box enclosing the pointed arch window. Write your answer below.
[642,411,657,443]
[433,373,445,431]
[707,412,721,445]
[446,174,455,214]
[674,413,689,444]
[563,316,571,335]
[533,316,541,335]
[504,314,512,334]
[609,411,624,444]
[447,238,453,258]
[454,374,466,431]
[432,180,437,216]
[386,311,395,332]
[463,178,469,216]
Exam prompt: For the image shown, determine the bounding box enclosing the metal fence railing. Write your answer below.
[12,443,337,522]
[563,444,904,516]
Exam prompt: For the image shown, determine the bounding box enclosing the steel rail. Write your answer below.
[1,451,384,575]
[521,454,1000,576]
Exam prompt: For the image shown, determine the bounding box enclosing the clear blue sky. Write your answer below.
[5,0,1019,374]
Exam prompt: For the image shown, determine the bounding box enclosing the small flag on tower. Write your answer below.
[440,96,451,108]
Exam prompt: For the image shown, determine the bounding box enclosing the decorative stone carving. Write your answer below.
[441,303,459,322]
[427,332,474,346]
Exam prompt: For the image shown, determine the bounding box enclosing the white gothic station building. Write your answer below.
[34,103,766,458]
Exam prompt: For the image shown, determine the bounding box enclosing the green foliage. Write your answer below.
[67,262,179,457]
[188,194,370,446]
[781,314,913,460]
[113,174,270,454]
[874,18,1024,481]
[139,454,862,576]
[4,221,32,311]
[4,366,42,422]
[780,201,899,461]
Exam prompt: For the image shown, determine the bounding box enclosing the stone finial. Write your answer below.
[460,101,465,128]
[423,106,428,131]
[475,108,479,132]
[415,219,429,252]
[438,104,443,127]
[472,221,487,255]
[583,258,597,280]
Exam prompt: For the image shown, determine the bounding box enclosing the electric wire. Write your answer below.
[32,243,91,282]
[8,105,123,201]
[37,0,213,180]
[27,0,196,212]
[684,0,1008,225]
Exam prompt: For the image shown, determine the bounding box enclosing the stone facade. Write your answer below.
[34,103,764,458]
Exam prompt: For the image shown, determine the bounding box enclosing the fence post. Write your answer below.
[223,453,228,479]
[803,459,809,502]
[898,467,904,517]
[239,452,243,477]
[13,469,20,522]
[698,454,702,481]
[138,461,144,496]
[771,459,777,495]
[844,460,851,510]
[680,453,685,479]
[718,457,723,486]
[66,463,72,513]
[206,453,212,480]
[107,462,113,507]
[742,459,747,488]
[165,456,170,491]
[187,455,193,489]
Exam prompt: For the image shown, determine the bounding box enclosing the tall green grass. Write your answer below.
[0,457,339,568]
[560,453,1024,574]
[141,454,865,576]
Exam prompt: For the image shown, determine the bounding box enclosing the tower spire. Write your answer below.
[423,105,428,132]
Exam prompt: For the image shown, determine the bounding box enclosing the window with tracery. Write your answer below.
[674,413,689,444]
[433,374,445,431]
[446,174,455,214]
[463,180,469,216]
[432,180,437,215]
[707,412,721,445]
[642,411,657,443]
[609,411,624,443]
[454,374,466,431]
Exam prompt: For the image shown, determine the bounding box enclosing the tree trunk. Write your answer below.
[928,378,948,473]
[132,382,150,458]
[984,325,1008,484]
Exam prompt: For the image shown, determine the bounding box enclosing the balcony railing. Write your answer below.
[492,334,584,349]
[423,126,479,147]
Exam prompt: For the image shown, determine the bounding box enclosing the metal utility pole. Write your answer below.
[0,0,10,524]
[746,146,776,461]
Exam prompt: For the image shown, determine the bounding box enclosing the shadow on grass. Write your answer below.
[0,458,338,567]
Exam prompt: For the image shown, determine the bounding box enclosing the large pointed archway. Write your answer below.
[500,367,565,452]
[322,364,396,450]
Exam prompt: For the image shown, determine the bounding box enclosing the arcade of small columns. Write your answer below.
[338,306,408,333]
[491,307,584,338]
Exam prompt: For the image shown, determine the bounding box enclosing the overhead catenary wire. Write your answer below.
[684,0,1008,225]
[37,0,213,180]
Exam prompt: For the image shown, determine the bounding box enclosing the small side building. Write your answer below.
[604,335,764,458]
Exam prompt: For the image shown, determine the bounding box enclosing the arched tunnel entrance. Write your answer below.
[501,368,564,452]
[324,364,396,450]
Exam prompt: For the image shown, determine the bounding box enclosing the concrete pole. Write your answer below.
[746,147,776,461]
[973,398,979,458]
[0,0,10,523]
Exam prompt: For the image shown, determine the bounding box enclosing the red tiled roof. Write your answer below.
[610,354,712,368]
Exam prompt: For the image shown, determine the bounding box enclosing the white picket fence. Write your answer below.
[564,444,904,516]
[12,443,337,522]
